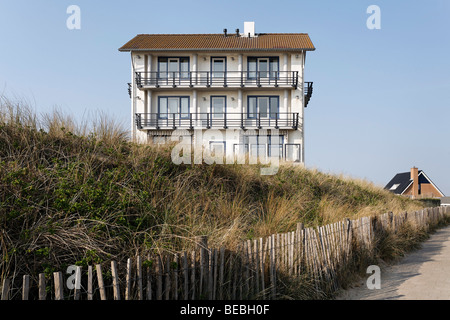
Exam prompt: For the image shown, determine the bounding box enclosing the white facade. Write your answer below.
[125,25,313,165]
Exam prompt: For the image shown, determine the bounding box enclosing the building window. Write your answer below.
[248,57,279,79]
[285,144,301,162]
[158,96,190,119]
[158,57,189,79]
[243,135,284,159]
[211,57,226,78]
[152,135,191,145]
[389,184,400,191]
[209,141,226,157]
[152,136,168,145]
[211,96,226,119]
[247,96,279,119]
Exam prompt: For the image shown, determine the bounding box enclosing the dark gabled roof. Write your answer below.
[118,33,316,52]
[384,170,445,197]
[384,172,416,194]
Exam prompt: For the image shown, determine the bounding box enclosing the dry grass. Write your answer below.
[0,96,427,285]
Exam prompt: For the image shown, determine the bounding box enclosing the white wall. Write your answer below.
[131,50,305,159]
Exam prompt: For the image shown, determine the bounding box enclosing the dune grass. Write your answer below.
[0,96,426,282]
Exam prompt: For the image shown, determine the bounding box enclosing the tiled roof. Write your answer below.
[118,33,315,52]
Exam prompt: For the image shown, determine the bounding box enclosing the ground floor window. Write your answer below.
[235,135,285,159]
[209,141,226,157]
[284,143,301,162]
[150,134,191,145]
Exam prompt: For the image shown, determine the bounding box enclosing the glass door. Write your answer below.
[168,58,179,83]
[211,57,225,86]
[258,58,269,79]
[158,97,190,126]
[211,96,226,119]
[258,97,269,119]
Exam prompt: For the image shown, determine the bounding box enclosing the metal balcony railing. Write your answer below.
[304,81,313,107]
[135,71,299,89]
[135,112,300,130]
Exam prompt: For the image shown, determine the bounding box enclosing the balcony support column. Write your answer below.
[193,89,198,127]
[283,90,288,114]
[238,54,244,87]
[283,54,288,86]
[146,54,152,85]
[238,89,243,116]
[193,54,198,86]
[146,90,152,125]
[146,54,152,73]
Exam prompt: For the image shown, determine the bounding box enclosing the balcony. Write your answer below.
[135,112,300,130]
[304,81,313,107]
[135,71,299,90]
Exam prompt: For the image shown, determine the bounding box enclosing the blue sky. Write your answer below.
[0,0,449,194]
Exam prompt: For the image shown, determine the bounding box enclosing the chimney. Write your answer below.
[411,167,419,198]
[244,21,255,37]
[235,28,240,37]
[223,28,227,37]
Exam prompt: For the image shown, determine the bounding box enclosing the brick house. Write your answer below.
[384,167,445,199]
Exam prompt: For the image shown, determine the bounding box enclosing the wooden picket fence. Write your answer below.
[1,206,449,300]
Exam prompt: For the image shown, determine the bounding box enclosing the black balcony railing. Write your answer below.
[135,71,299,89]
[304,81,313,107]
[135,112,300,130]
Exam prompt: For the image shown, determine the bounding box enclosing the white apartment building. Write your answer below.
[119,22,315,164]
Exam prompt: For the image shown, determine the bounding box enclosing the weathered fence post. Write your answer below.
[111,261,121,300]
[156,255,163,300]
[196,235,208,298]
[74,266,82,300]
[125,258,132,300]
[1,278,10,300]
[88,265,93,300]
[96,264,107,300]
[54,272,64,300]
[39,273,46,300]
[137,256,144,300]
[22,275,30,300]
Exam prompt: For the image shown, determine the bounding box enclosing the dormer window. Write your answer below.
[390,183,400,191]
